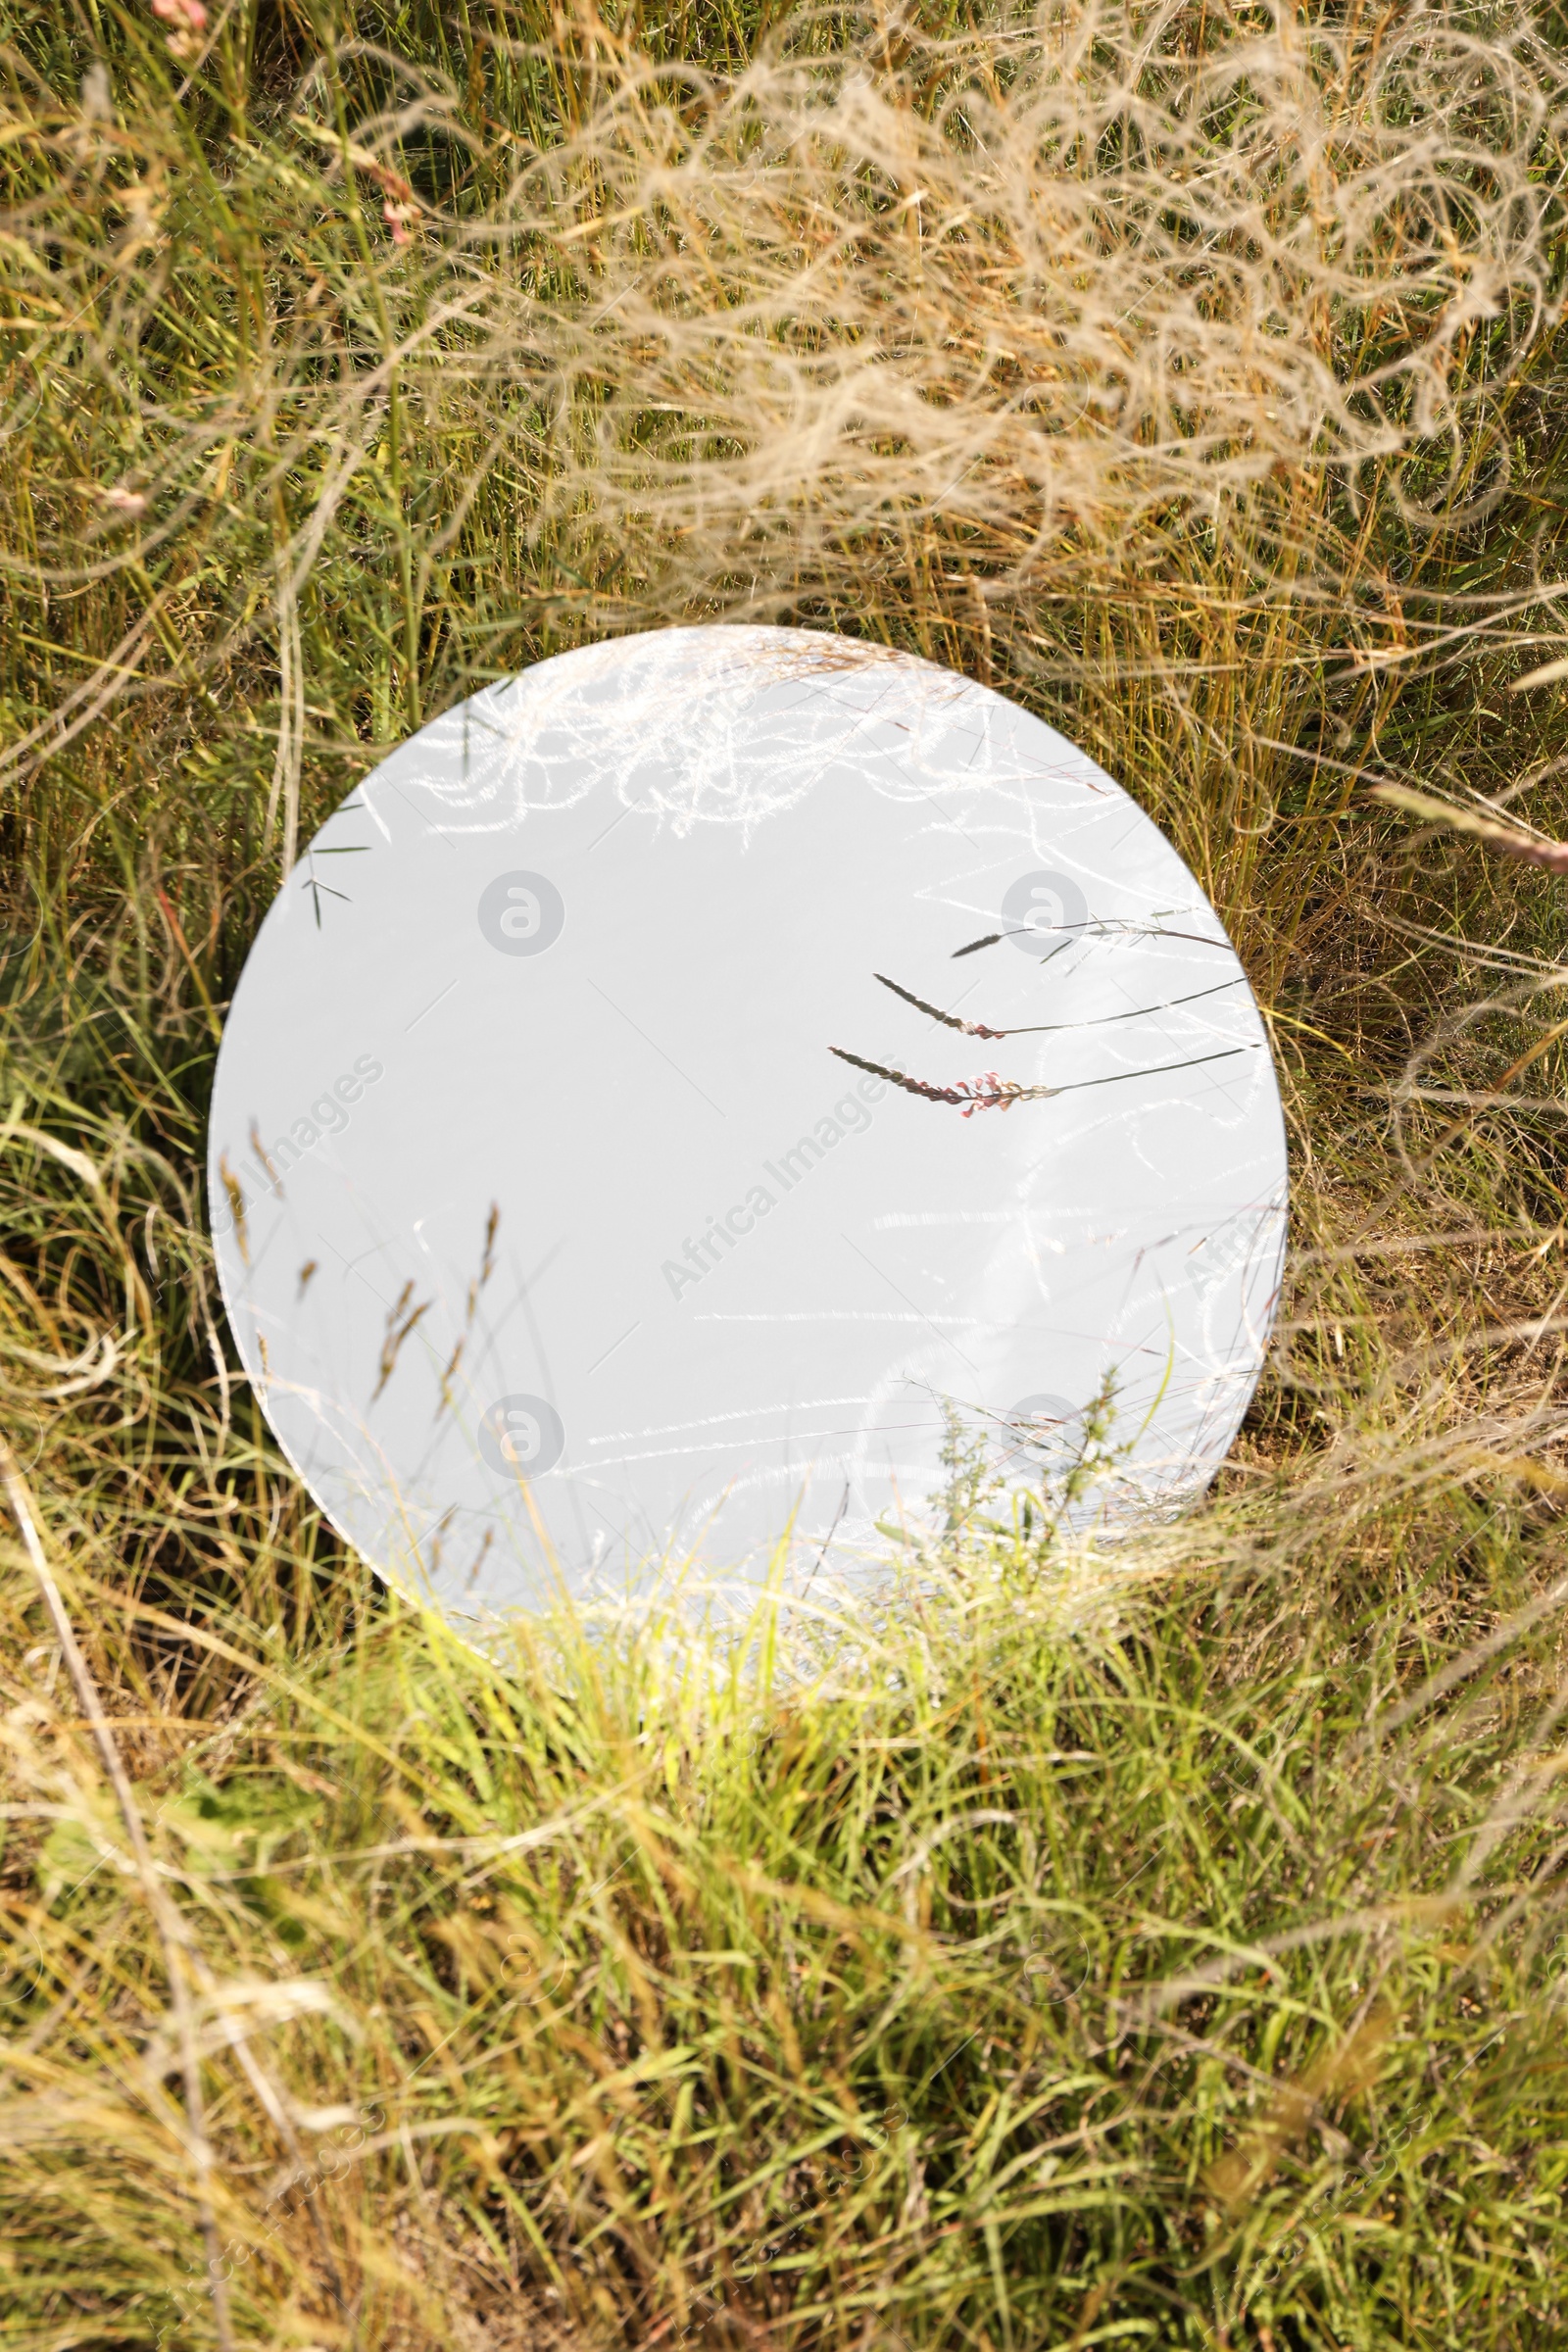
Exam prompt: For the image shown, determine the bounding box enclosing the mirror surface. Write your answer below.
[209,626,1287,1621]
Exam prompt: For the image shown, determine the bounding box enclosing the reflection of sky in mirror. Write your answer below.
[209,625,1288,1624]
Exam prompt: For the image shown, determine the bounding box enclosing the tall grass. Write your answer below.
[7,1,1568,2345]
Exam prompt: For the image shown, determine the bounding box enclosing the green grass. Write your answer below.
[8,1,1568,2345]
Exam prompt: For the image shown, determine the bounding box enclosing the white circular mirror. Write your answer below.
[209,627,1287,1622]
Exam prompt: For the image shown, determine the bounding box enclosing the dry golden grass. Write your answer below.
[7,2,1568,2347]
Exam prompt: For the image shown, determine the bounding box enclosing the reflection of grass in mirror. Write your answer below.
[830,1040,1250,1111]
[872,967,1249,1040]
[941,1375,1130,1546]
[7,0,1568,2343]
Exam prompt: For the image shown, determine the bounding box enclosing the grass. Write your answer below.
[8,0,1568,2345]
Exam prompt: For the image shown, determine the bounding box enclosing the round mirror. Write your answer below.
[209,627,1287,1622]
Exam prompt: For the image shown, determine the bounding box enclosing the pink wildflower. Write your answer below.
[829,1048,1043,1113]
[150,0,208,61]
[956,1071,1019,1117]
[103,485,148,518]
[366,163,418,249]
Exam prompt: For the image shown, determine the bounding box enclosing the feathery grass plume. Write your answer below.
[1372,779,1568,871]
[830,1038,1250,1106]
